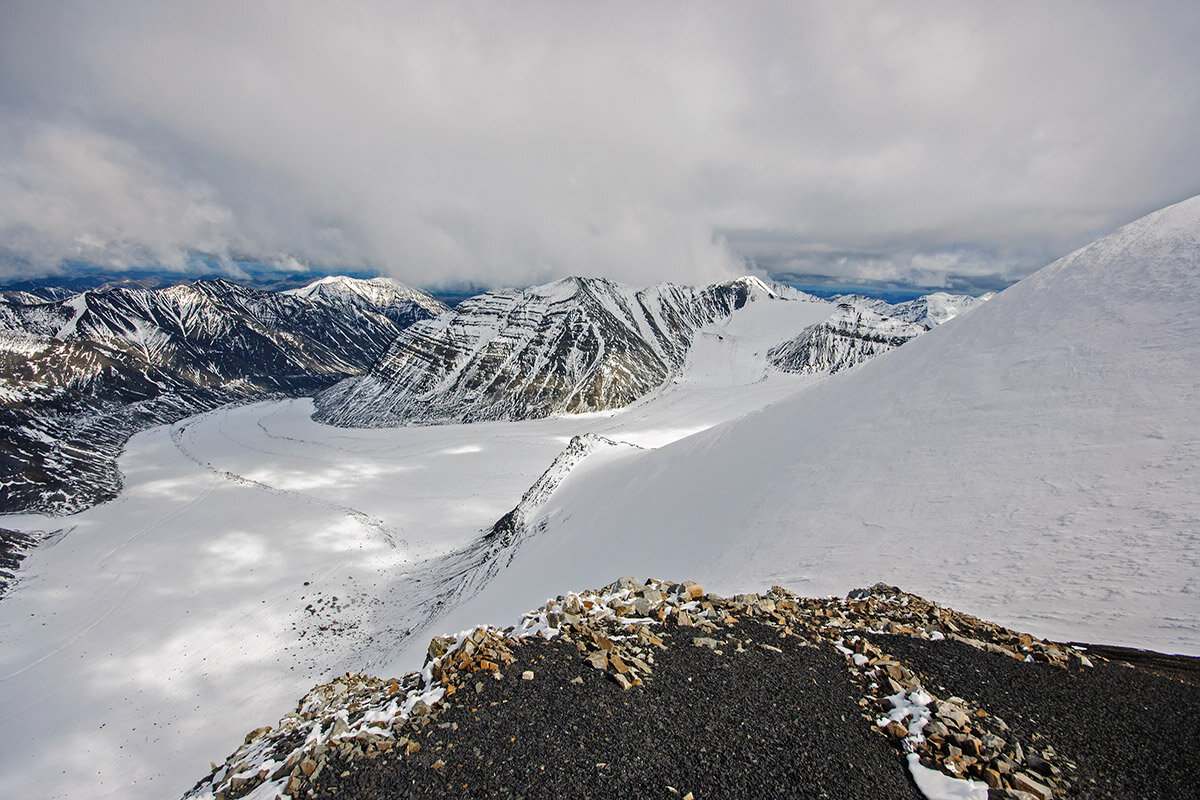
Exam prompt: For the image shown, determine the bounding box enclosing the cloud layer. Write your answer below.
[2,2,1199,292]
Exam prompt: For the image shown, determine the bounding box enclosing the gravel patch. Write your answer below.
[308,621,925,800]
[872,633,1200,799]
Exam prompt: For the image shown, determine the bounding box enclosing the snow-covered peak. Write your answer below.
[314,273,825,427]
[721,275,781,299]
[0,290,49,305]
[768,302,925,375]
[1021,193,1200,298]
[889,291,991,329]
[523,275,599,302]
[285,275,449,316]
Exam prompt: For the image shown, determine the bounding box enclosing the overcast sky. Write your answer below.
[2,1,1199,293]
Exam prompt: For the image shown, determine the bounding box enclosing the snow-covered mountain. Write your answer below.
[834,291,992,329]
[283,275,449,327]
[0,276,443,513]
[767,303,926,374]
[430,195,1200,660]
[314,275,803,426]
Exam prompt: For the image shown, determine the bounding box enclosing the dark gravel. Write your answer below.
[309,621,925,800]
[870,634,1200,800]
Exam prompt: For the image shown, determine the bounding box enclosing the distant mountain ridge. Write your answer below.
[833,291,992,330]
[314,276,987,428]
[767,303,927,375]
[282,275,449,327]
[0,276,446,514]
[0,268,982,514]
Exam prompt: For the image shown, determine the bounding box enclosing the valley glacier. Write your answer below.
[0,291,834,800]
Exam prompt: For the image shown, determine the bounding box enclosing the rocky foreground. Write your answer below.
[187,581,1200,800]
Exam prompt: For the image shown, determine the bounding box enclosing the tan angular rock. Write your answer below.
[1011,771,1053,800]
[628,655,652,673]
[936,702,970,730]
[243,726,271,745]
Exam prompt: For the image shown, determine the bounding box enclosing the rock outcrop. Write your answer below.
[182,581,1195,800]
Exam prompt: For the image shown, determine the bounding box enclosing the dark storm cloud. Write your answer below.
[2,1,1199,291]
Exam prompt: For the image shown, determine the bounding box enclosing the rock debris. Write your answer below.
[186,579,1199,800]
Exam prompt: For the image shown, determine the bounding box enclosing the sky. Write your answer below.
[1,2,1199,295]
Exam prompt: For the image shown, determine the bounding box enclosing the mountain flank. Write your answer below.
[313,276,788,426]
[188,580,1200,800]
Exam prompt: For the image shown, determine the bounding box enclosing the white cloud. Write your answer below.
[2,1,1199,291]
[0,121,239,273]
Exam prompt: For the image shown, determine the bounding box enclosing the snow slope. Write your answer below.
[425,196,1200,662]
[0,289,832,800]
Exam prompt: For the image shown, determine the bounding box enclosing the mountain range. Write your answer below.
[0,196,1195,800]
[1,273,975,515]
[0,276,448,513]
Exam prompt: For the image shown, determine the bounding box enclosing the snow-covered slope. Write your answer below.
[314,276,804,426]
[427,196,1200,659]
[767,303,926,374]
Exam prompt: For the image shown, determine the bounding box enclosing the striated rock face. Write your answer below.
[0,276,443,514]
[314,276,779,427]
[767,303,926,375]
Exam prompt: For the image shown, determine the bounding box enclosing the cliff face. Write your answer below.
[314,276,781,427]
